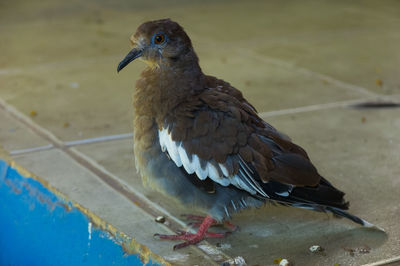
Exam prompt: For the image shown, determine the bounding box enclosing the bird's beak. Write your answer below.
[117,48,143,72]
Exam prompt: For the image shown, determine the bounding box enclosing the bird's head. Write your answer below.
[117,19,195,72]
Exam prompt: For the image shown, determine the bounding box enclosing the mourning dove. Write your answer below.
[118,19,381,250]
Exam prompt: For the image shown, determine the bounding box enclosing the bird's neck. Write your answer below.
[133,56,205,125]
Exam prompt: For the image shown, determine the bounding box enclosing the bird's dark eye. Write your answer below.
[154,34,165,45]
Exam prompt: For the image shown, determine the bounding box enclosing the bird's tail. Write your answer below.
[260,177,384,231]
[263,180,385,232]
[282,201,385,232]
[325,206,385,232]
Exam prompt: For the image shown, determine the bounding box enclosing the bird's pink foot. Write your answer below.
[154,216,231,249]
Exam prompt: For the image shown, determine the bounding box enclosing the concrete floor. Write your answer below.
[1,0,400,265]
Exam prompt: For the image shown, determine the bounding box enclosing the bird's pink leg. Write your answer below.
[182,214,238,231]
[155,216,230,250]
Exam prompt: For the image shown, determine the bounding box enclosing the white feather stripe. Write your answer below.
[207,163,219,181]
[168,142,182,167]
[206,163,230,186]
[158,128,266,196]
[159,129,182,167]
[192,155,208,180]
[219,163,229,176]
[158,129,167,152]
[178,145,195,174]
[160,144,166,152]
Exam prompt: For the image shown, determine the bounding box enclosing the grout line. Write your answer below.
[259,97,372,118]
[362,255,400,266]
[65,133,133,146]
[10,144,54,156]
[0,54,122,76]
[0,68,22,75]
[259,94,400,118]
[9,133,134,156]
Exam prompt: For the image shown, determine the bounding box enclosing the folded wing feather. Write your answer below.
[159,128,269,197]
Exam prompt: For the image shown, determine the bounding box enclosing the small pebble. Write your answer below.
[309,245,323,253]
[279,259,290,266]
[155,216,165,223]
[222,256,246,266]
[357,245,371,254]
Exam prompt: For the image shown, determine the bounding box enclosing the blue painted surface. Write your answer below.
[0,160,157,266]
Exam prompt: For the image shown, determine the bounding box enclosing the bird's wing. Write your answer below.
[158,84,321,198]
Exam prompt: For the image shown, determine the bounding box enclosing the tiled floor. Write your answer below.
[1,0,400,265]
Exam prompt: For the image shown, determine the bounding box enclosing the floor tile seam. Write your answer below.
[64,133,133,146]
[0,55,121,75]
[258,97,370,118]
[259,93,400,118]
[10,144,55,156]
[9,134,135,156]
[361,255,400,266]
[0,97,231,263]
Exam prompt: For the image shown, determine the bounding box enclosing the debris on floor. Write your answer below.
[279,258,290,266]
[343,245,371,256]
[163,253,189,264]
[216,243,232,250]
[29,110,37,117]
[197,244,225,262]
[155,216,165,223]
[309,245,324,253]
[273,258,291,265]
[221,256,247,266]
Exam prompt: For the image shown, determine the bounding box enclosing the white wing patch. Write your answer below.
[158,128,269,197]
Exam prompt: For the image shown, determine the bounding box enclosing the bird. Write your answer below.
[117,18,381,250]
